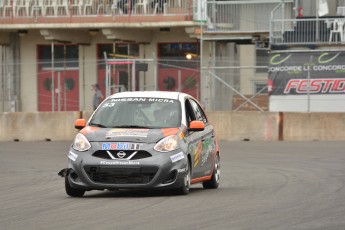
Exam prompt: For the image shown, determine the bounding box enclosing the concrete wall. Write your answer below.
[2,111,345,142]
[283,113,345,141]
[0,112,80,141]
[208,111,279,141]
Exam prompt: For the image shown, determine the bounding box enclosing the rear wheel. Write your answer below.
[65,176,85,197]
[203,153,220,189]
[174,161,191,195]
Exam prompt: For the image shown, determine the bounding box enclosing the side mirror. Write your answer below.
[74,119,86,130]
[189,120,205,131]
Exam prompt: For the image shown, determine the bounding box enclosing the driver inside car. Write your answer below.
[154,105,178,127]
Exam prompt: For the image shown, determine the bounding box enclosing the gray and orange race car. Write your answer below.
[58,91,220,196]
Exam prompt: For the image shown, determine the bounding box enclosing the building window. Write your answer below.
[38,44,79,70]
[256,48,269,73]
[158,43,199,69]
[253,81,268,94]
[97,43,139,69]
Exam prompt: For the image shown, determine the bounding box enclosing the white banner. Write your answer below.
[318,0,329,17]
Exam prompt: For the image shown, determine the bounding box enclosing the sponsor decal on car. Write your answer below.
[193,141,203,168]
[68,151,78,162]
[100,161,140,165]
[200,138,216,167]
[110,98,174,103]
[106,129,149,138]
[177,168,187,173]
[170,152,184,163]
[101,142,141,150]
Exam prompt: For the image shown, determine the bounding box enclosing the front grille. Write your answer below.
[93,150,152,160]
[84,165,158,184]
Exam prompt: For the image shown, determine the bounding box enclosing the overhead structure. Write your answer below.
[39,29,91,44]
[102,29,152,43]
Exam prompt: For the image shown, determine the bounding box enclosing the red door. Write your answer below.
[38,70,79,111]
[37,44,79,111]
[158,68,200,100]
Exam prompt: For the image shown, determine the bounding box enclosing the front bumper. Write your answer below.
[60,144,188,191]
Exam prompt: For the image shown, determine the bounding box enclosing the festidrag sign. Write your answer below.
[268,51,345,112]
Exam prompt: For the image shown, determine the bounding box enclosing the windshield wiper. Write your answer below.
[110,125,152,129]
[89,123,108,128]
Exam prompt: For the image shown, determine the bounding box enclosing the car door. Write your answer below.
[186,98,216,180]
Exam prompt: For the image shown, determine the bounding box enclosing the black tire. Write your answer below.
[174,161,191,195]
[65,176,85,197]
[203,153,220,189]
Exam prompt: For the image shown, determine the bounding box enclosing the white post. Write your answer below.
[153,53,157,90]
[178,70,181,92]
[307,55,313,112]
[51,42,55,112]
[104,52,110,97]
[57,71,61,111]
[132,62,136,91]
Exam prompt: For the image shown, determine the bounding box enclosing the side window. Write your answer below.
[185,99,195,127]
[188,99,208,124]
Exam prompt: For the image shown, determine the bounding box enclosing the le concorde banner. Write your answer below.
[268,52,345,95]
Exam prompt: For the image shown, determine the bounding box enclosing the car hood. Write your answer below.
[79,126,181,143]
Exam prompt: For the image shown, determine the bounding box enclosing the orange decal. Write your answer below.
[80,126,100,135]
[161,128,179,137]
[191,175,212,184]
[193,141,203,168]
[180,126,187,139]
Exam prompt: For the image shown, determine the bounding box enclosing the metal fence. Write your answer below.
[204,0,294,32]
[0,47,270,112]
[270,17,345,45]
[0,0,190,20]
[202,50,269,112]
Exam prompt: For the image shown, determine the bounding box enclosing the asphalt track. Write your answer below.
[1,141,345,230]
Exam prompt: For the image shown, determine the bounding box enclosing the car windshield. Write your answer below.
[89,97,181,129]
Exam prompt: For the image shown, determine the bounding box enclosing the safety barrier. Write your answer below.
[0,112,80,142]
[1,111,345,141]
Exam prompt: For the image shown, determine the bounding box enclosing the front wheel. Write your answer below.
[65,176,85,197]
[174,161,191,195]
[203,153,220,189]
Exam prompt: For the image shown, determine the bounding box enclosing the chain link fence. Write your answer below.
[0,44,270,112]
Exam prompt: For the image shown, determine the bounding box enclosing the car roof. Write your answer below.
[108,91,190,100]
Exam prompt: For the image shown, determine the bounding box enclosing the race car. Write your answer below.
[58,91,220,196]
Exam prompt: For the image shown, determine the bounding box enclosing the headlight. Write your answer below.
[72,133,91,151]
[154,135,179,152]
